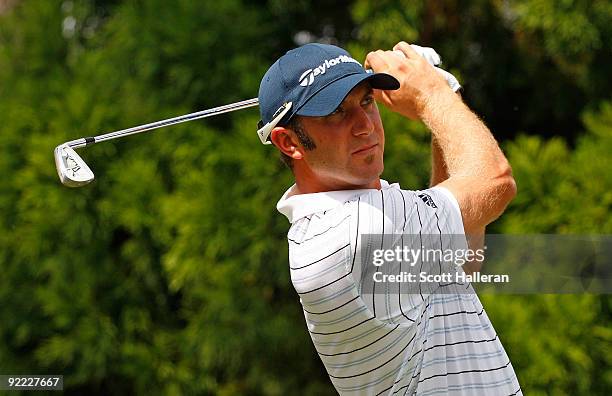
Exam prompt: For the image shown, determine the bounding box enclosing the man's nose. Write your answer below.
[351,107,375,136]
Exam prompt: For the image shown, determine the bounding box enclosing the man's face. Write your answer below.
[294,82,385,191]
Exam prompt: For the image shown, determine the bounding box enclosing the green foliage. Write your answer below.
[0,0,610,395]
[511,0,612,91]
[481,101,612,395]
[351,0,612,142]
[352,0,422,45]
[0,1,331,394]
[480,294,611,395]
[499,101,612,233]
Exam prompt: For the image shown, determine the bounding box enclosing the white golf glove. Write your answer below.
[399,44,462,93]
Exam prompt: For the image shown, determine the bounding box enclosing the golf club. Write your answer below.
[54,45,460,188]
[54,98,260,187]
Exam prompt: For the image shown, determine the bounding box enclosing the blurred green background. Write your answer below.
[0,0,610,394]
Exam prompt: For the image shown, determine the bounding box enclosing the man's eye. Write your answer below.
[362,96,375,106]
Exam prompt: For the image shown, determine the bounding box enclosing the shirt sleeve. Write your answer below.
[422,185,466,235]
[350,184,465,241]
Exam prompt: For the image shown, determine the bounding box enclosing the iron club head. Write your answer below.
[53,97,259,187]
[54,144,94,187]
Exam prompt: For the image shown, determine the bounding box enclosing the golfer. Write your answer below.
[257,42,521,395]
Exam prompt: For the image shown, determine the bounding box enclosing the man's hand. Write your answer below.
[365,41,454,120]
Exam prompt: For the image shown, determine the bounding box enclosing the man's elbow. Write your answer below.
[498,164,517,204]
[490,165,517,218]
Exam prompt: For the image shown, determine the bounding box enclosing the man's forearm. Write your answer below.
[420,91,510,181]
[430,136,449,187]
[429,119,485,274]
[430,91,466,187]
[421,90,515,236]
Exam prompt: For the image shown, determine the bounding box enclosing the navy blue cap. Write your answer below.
[258,43,399,130]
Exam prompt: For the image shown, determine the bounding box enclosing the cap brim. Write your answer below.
[295,72,399,117]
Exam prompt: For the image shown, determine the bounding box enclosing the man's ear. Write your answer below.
[270,127,304,160]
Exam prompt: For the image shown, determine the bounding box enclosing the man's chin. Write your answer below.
[348,168,384,189]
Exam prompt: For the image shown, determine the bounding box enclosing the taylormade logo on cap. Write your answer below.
[258,43,399,132]
[298,55,362,87]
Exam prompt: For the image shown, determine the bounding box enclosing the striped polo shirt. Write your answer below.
[277,180,522,395]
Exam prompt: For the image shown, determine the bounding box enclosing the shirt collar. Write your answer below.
[277,179,394,223]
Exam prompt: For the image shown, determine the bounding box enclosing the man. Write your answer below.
[257,42,521,395]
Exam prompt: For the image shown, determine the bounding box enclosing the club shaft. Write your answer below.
[64,98,259,149]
